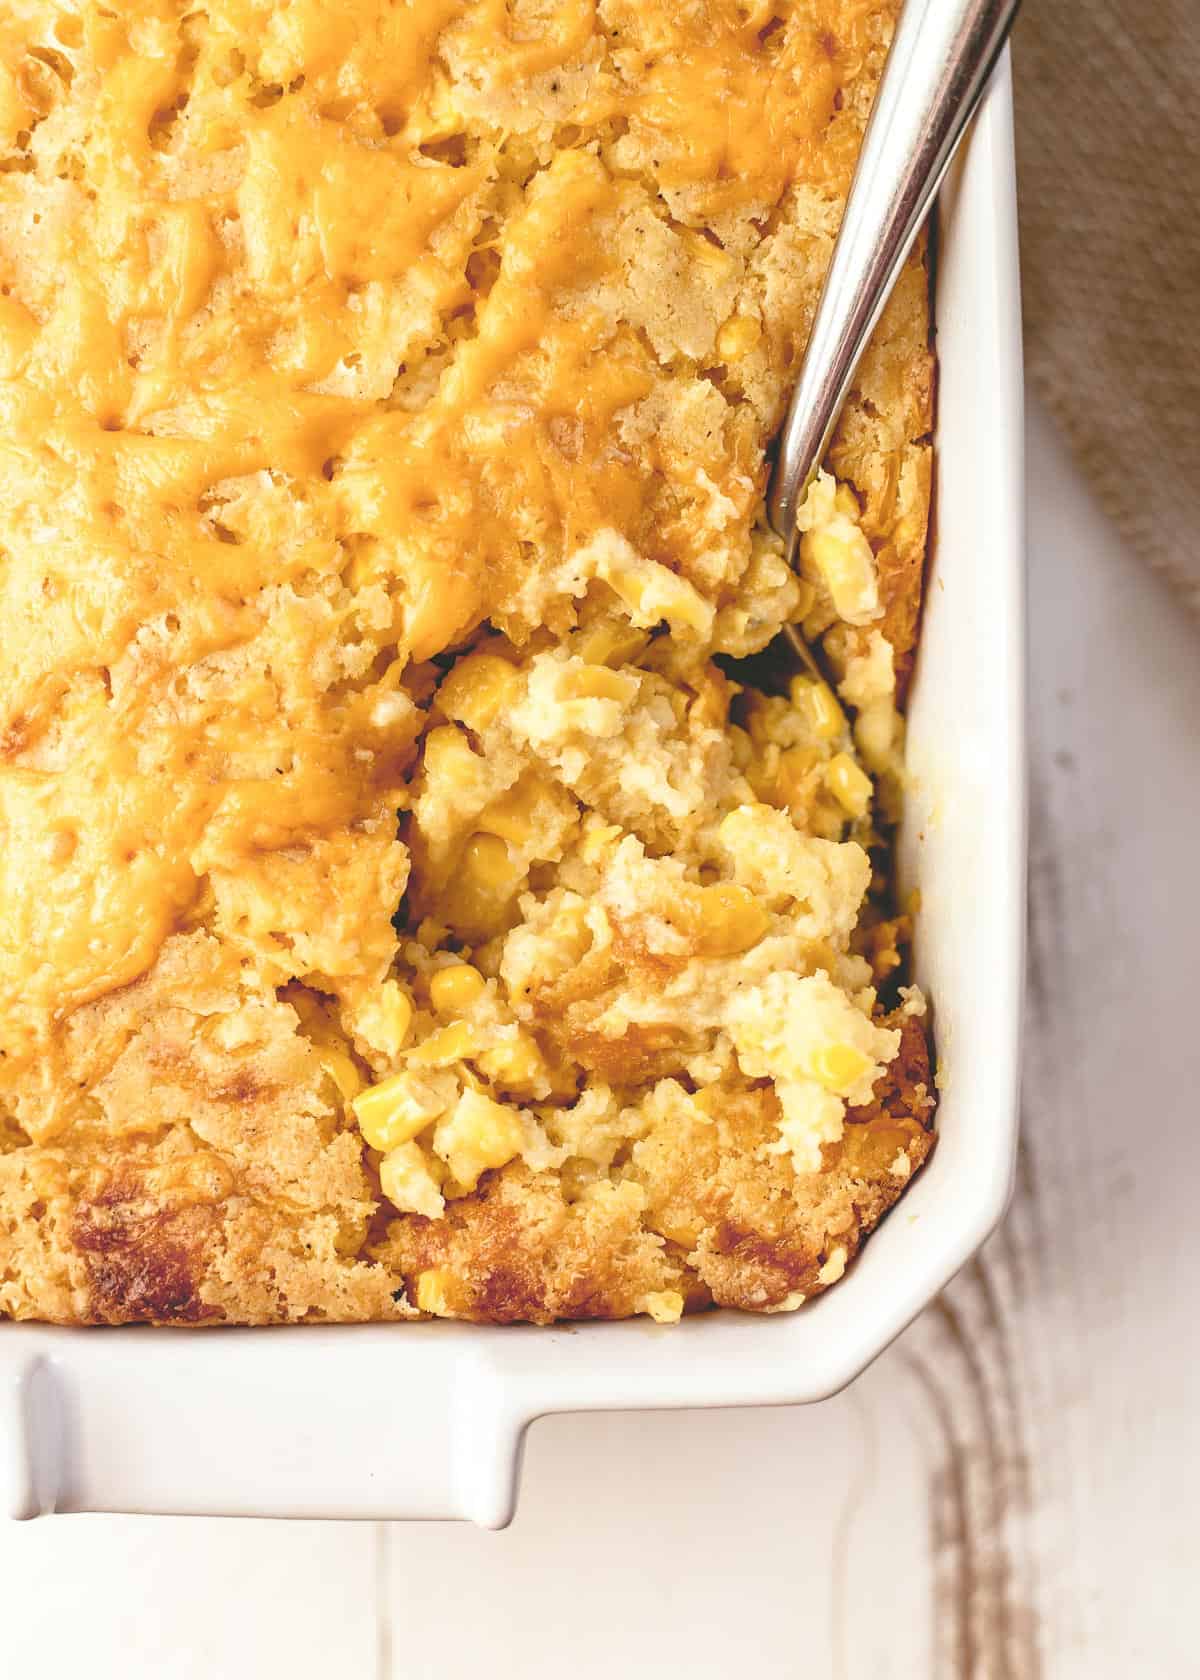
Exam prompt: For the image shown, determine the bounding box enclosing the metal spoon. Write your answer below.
[769,0,1022,665]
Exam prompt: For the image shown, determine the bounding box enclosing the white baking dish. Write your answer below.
[1,54,1024,1529]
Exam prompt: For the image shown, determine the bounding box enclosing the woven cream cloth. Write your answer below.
[1013,4,1200,617]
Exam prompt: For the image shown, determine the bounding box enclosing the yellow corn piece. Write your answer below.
[318,1048,362,1104]
[580,819,623,864]
[477,780,545,845]
[791,676,845,741]
[442,833,525,937]
[690,1087,723,1118]
[716,313,760,361]
[809,1043,874,1094]
[429,963,486,1014]
[463,831,522,888]
[801,522,878,623]
[421,723,480,784]
[572,618,649,667]
[432,1088,524,1190]
[606,563,713,636]
[655,1213,703,1247]
[415,1267,455,1316]
[695,882,772,957]
[476,1033,547,1095]
[643,1289,685,1324]
[855,698,896,768]
[353,1072,435,1151]
[408,1020,477,1067]
[436,653,522,733]
[351,980,413,1059]
[825,752,873,819]
[777,745,820,806]
[378,1140,445,1218]
[562,663,637,703]
[378,982,413,1049]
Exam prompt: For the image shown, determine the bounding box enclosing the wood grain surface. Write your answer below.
[1,405,1195,1679]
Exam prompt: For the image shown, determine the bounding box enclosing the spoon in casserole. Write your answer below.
[769,0,1022,671]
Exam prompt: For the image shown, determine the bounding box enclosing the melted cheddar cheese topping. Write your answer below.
[0,0,895,1058]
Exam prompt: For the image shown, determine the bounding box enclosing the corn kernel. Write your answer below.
[696,882,772,956]
[656,1214,703,1247]
[563,663,637,703]
[437,653,522,732]
[477,1032,547,1095]
[777,745,820,806]
[801,523,879,623]
[477,780,544,845]
[854,699,897,769]
[353,1070,451,1151]
[572,618,650,667]
[415,1267,455,1316]
[421,722,480,783]
[318,1047,362,1104]
[379,1141,445,1219]
[379,981,413,1047]
[580,819,623,863]
[791,676,845,740]
[643,1289,685,1324]
[442,833,525,936]
[468,829,523,886]
[408,1020,477,1066]
[430,963,486,1014]
[432,1087,525,1190]
[817,1245,848,1286]
[716,313,761,360]
[604,561,713,636]
[809,1043,874,1093]
[825,752,873,819]
[351,981,413,1058]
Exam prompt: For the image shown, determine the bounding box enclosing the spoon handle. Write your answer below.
[768,0,1022,547]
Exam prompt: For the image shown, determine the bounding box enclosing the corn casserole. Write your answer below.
[0,0,935,1325]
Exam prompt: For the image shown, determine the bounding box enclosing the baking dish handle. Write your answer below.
[1,1328,530,1527]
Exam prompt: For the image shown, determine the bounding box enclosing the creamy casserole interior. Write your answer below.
[0,0,934,1325]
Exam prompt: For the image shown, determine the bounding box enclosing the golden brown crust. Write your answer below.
[0,0,934,1328]
[366,1013,934,1324]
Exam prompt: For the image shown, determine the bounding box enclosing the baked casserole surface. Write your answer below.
[0,0,934,1325]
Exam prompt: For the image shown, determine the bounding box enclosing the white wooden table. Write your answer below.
[3,401,1196,1678]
